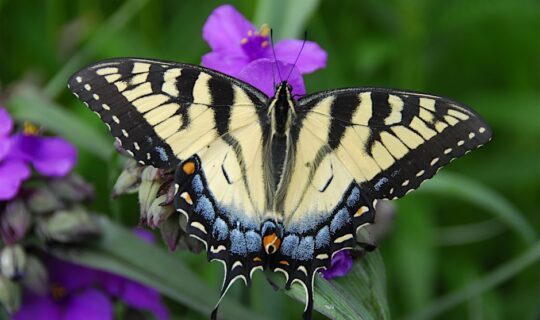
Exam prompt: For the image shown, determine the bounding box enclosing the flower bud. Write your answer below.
[159,215,181,251]
[112,159,144,197]
[0,275,21,314]
[370,200,396,241]
[138,166,162,225]
[21,255,48,295]
[146,195,174,229]
[26,186,63,214]
[159,214,204,253]
[49,173,94,202]
[36,206,100,242]
[0,245,27,280]
[0,200,30,244]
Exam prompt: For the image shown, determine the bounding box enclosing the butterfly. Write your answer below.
[68,58,491,320]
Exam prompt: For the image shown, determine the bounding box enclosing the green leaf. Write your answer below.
[270,250,390,320]
[52,217,268,320]
[436,219,506,246]
[417,172,536,243]
[6,86,113,160]
[405,240,540,320]
[254,0,320,39]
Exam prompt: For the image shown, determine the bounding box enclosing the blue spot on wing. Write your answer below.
[194,195,215,221]
[230,229,247,255]
[191,175,204,195]
[212,218,228,241]
[245,231,262,253]
[315,226,330,249]
[281,234,300,257]
[330,208,351,233]
[374,177,388,191]
[347,187,360,207]
[295,236,314,261]
[155,146,169,162]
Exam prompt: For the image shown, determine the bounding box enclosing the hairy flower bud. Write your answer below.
[138,166,162,225]
[159,214,204,253]
[0,245,27,280]
[36,206,100,242]
[49,173,94,202]
[146,195,174,229]
[21,255,48,295]
[112,159,144,197]
[0,275,21,314]
[0,200,31,244]
[26,186,63,214]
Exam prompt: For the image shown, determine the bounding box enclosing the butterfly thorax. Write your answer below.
[266,82,296,215]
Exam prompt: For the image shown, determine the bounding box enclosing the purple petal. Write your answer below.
[0,137,11,161]
[132,227,155,244]
[0,108,13,136]
[13,292,61,320]
[201,51,249,77]
[238,59,305,97]
[63,288,113,320]
[45,256,100,291]
[274,40,327,74]
[118,280,169,320]
[321,250,353,280]
[0,160,31,201]
[9,134,77,177]
[202,4,255,54]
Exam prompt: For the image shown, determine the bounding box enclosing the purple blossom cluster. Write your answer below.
[0,107,169,319]
[13,230,168,320]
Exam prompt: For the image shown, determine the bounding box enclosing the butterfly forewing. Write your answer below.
[287,88,491,210]
[68,58,268,168]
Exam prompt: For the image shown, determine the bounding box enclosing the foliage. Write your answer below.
[1,0,539,319]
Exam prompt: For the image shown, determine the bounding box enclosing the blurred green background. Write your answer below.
[1,0,539,319]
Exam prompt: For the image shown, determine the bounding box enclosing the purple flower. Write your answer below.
[321,250,353,280]
[201,4,327,97]
[14,230,168,320]
[0,108,77,201]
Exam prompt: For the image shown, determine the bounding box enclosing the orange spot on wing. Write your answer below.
[253,257,262,262]
[263,233,281,254]
[355,206,369,217]
[279,260,289,266]
[180,192,193,205]
[182,161,196,175]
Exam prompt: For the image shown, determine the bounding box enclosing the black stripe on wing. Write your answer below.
[68,59,180,168]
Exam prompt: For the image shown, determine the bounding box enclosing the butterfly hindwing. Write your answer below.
[68,58,268,168]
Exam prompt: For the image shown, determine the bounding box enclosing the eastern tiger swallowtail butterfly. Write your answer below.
[68,58,491,320]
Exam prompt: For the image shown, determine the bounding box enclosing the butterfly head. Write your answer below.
[276,81,292,94]
[269,81,296,136]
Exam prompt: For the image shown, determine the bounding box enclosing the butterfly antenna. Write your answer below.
[286,31,307,82]
[270,29,283,82]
